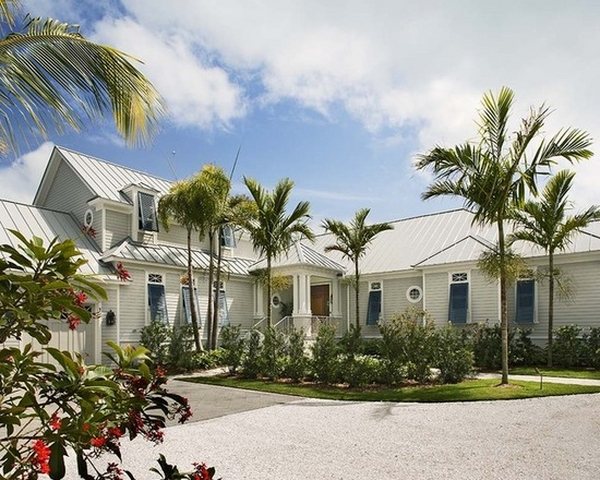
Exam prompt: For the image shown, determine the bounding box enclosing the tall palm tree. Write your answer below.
[510,170,600,367]
[209,194,256,349]
[0,2,162,152]
[243,177,314,326]
[322,209,393,331]
[416,87,593,384]
[158,170,223,352]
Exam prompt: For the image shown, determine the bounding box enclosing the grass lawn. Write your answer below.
[508,367,600,380]
[180,375,600,402]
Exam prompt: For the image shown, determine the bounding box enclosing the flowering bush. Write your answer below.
[0,232,216,479]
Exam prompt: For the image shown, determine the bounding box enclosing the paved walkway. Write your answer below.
[477,372,600,386]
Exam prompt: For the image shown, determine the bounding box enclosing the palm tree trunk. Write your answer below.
[211,232,223,349]
[267,256,272,327]
[498,219,509,385]
[187,228,202,352]
[206,229,215,350]
[354,259,360,331]
[547,251,555,367]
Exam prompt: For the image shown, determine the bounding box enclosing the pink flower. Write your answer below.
[67,314,81,330]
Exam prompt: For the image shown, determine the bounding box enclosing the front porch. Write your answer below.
[249,240,347,337]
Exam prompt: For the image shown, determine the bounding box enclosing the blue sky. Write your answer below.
[2,1,600,227]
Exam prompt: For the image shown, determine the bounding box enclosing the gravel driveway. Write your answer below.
[64,386,600,480]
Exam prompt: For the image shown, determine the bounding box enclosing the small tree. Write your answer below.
[322,209,393,330]
[243,177,314,326]
[510,170,600,366]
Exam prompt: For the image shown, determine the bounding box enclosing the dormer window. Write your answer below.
[138,192,158,232]
[220,225,236,248]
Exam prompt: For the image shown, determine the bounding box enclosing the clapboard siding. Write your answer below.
[43,161,94,229]
[226,278,254,329]
[157,225,210,250]
[105,210,131,248]
[101,287,120,363]
[383,276,423,317]
[423,272,449,326]
[471,269,499,323]
[118,267,146,343]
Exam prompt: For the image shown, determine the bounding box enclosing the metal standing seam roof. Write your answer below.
[102,239,256,276]
[56,146,173,204]
[248,240,345,272]
[310,209,497,274]
[0,199,110,277]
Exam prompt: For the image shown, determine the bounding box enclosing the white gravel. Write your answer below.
[65,393,600,479]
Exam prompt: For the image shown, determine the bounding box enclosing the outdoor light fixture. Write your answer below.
[106,310,116,326]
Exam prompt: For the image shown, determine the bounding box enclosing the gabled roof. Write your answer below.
[413,235,495,267]
[102,238,255,276]
[311,209,495,274]
[249,240,345,273]
[35,146,173,206]
[0,199,111,277]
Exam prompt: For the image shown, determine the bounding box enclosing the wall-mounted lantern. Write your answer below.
[106,310,116,326]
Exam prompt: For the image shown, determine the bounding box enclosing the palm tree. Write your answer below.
[209,194,256,349]
[322,209,393,331]
[510,170,600,367]
[243,177,314,326]
[0,2,162,152]
[416,87,593,384]
[158,170,223,352]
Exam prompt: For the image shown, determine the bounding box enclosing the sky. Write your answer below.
[2,1,600,227]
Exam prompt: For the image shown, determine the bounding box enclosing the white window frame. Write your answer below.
[367,280,384,324]
[406,285,423,303]
[137,191,159,233]
[448,270,471,323]
[146,272,168,325]
[220,224,237,249]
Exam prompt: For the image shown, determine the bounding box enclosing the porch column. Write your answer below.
[293,274,300,316]
[331,278,342,318]
[304,274,312,316]
[254,281,264,319]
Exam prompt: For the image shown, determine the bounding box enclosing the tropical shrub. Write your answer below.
[260,327,286,379]
[190,348,226,370]
[552,325,584,368]
[242,329,263,378]
[511,328,544,366]
[585,327,600,369]
[341,354,382,387]
[434,326,474,383]
[0,233,205,479]
[284,328,308,382]
[380,308,435,383]
[311,323,340,384]
[220,325,245,373]
[140,320,172,366]
[168,324,196,371]
[339,324,363,357]
[362,338,383,357]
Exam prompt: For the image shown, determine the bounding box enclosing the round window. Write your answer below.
[271,294,281,308]
[406,286,423,303]
[83,209,94,227]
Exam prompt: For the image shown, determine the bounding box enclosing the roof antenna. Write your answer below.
[167,150,178,181]
[229,145,242,181]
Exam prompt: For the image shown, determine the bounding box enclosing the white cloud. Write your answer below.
[91,17,246,131]
[0,142,54,203]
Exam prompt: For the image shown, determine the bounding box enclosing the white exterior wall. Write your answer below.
[118,267,146,343]
[423,271,449,327]
[157,225,210,250]
[105,210,131,248]
[470,269,499,323]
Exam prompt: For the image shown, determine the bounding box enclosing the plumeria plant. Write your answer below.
[0,231,216,479]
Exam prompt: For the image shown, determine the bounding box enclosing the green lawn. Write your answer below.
[180,375,600,402]
[508,367,600,380]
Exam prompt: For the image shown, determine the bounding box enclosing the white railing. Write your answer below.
[252,316,268,332]
[273,315,294,334]
[310,316,340,336]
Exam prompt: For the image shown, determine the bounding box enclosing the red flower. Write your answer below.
[115,262,131,282]
[67,314,81,330]
[90,436,107,448]
[82,422,91,432]
[32,439,51,474]
[192,463,214,480]
[49,412,61,431]
[108,426,123,438]
[73,290,88,306]
[82,225,97,238]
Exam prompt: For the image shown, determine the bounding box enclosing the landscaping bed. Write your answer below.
[181,375,600,402]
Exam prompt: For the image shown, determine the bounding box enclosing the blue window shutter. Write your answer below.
[220,225,236,248]
[366,290,382,325]
[449,283,468,324]
[516,280,535,323]
[148,284,168,323]
[218,290,230,326]
[182,286,201,327]
[138,192,158,231]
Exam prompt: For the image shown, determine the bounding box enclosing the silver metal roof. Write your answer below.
[249,240,345,272]
[311,209,494,274]
[102,239,255,276]
[0,199,109,277]
[57,147,173,204]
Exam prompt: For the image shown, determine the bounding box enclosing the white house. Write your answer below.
[1,146,599,362]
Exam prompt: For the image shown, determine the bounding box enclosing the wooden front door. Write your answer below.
[311,284,330,316]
